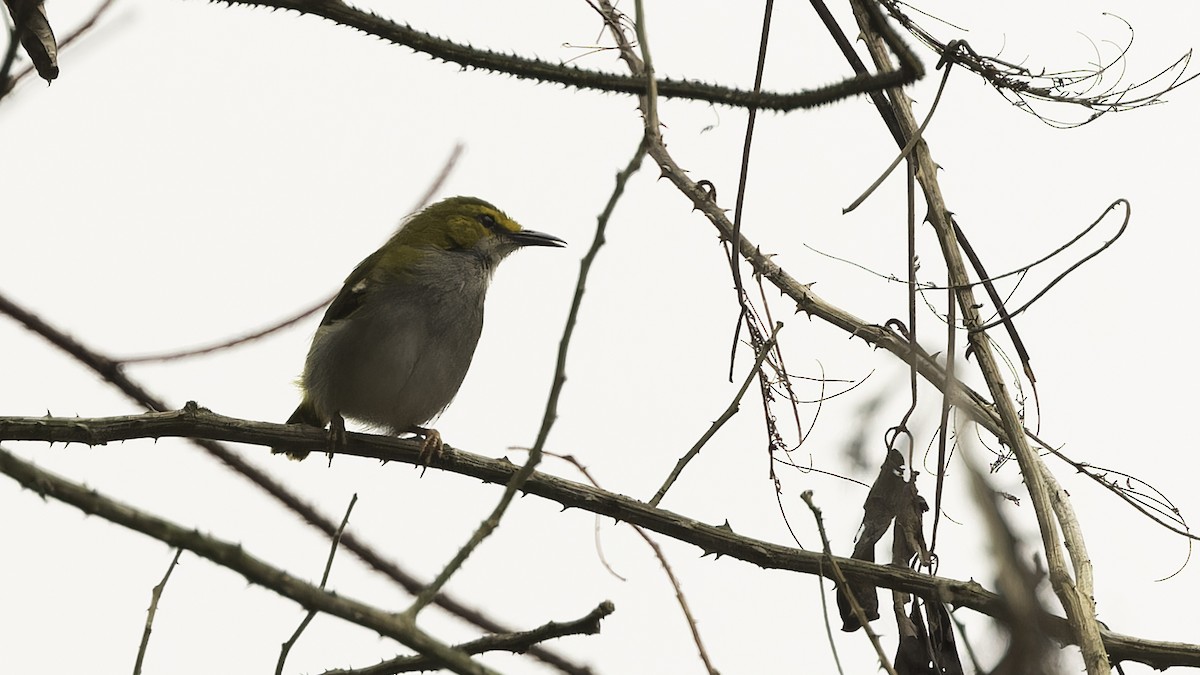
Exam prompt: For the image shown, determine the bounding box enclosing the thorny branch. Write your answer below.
[0,446,499,675]
[2,414,1197,670]
[215,0,921,112]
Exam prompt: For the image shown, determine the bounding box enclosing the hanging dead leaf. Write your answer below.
[893,596,964,675]
[4,0,59,81]
[838,447,907,630]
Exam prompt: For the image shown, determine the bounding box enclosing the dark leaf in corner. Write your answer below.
[4,0,59,81]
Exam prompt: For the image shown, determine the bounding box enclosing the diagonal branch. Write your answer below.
[848,2,1108,671]
[0,445,498,675]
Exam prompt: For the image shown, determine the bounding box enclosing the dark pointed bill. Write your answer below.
[509,229,567,248]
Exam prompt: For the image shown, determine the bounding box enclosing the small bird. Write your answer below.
[275,196,565,461]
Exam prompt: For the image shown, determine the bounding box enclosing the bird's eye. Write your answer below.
[477,213,501,231]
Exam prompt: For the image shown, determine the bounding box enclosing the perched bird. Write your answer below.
[275,196,565,461]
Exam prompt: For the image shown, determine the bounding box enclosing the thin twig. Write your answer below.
[970,199,1131,331]
[321,602,614,675]
[649,322,783,507]
[889,157,919,469]
[118,295,332,364]
[801,491,899,675]
[407,142,464,215]
[755,275,806,448]
[929,273,956,555]
[545,452,718,675]
[131,548,182,675]
[277,494,358,675]
[119,145,469,365]
[815,561,846,675]
[725,0,775,382]
[842,62,952,214]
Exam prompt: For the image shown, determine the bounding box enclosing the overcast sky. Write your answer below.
[2,1,1198,673]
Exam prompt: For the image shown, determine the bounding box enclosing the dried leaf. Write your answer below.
[894,597,964,675]
[838,447,907,631]
[893,483,930,568]
[4,0,59,81]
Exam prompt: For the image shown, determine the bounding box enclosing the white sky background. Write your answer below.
[1,1,1198,673]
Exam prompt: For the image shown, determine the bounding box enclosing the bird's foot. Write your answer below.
[326,414,347,466]
[412,426,444,468]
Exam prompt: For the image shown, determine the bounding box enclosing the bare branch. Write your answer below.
[1,410,1197,670]
[0,447,498,675]
[321,602,613,675]
[206,0,922,111]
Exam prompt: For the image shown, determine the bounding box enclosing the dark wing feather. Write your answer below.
[317,248,385,327]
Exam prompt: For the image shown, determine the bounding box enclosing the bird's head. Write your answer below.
[390,196,565,269]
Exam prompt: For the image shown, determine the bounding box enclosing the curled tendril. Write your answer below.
[884,3,1199,128]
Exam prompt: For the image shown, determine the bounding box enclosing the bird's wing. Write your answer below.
[317,248,385,327]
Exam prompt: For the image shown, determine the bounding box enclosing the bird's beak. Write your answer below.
[508,229,567,248]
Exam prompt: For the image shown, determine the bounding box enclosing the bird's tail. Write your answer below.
[271,399,326,460]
